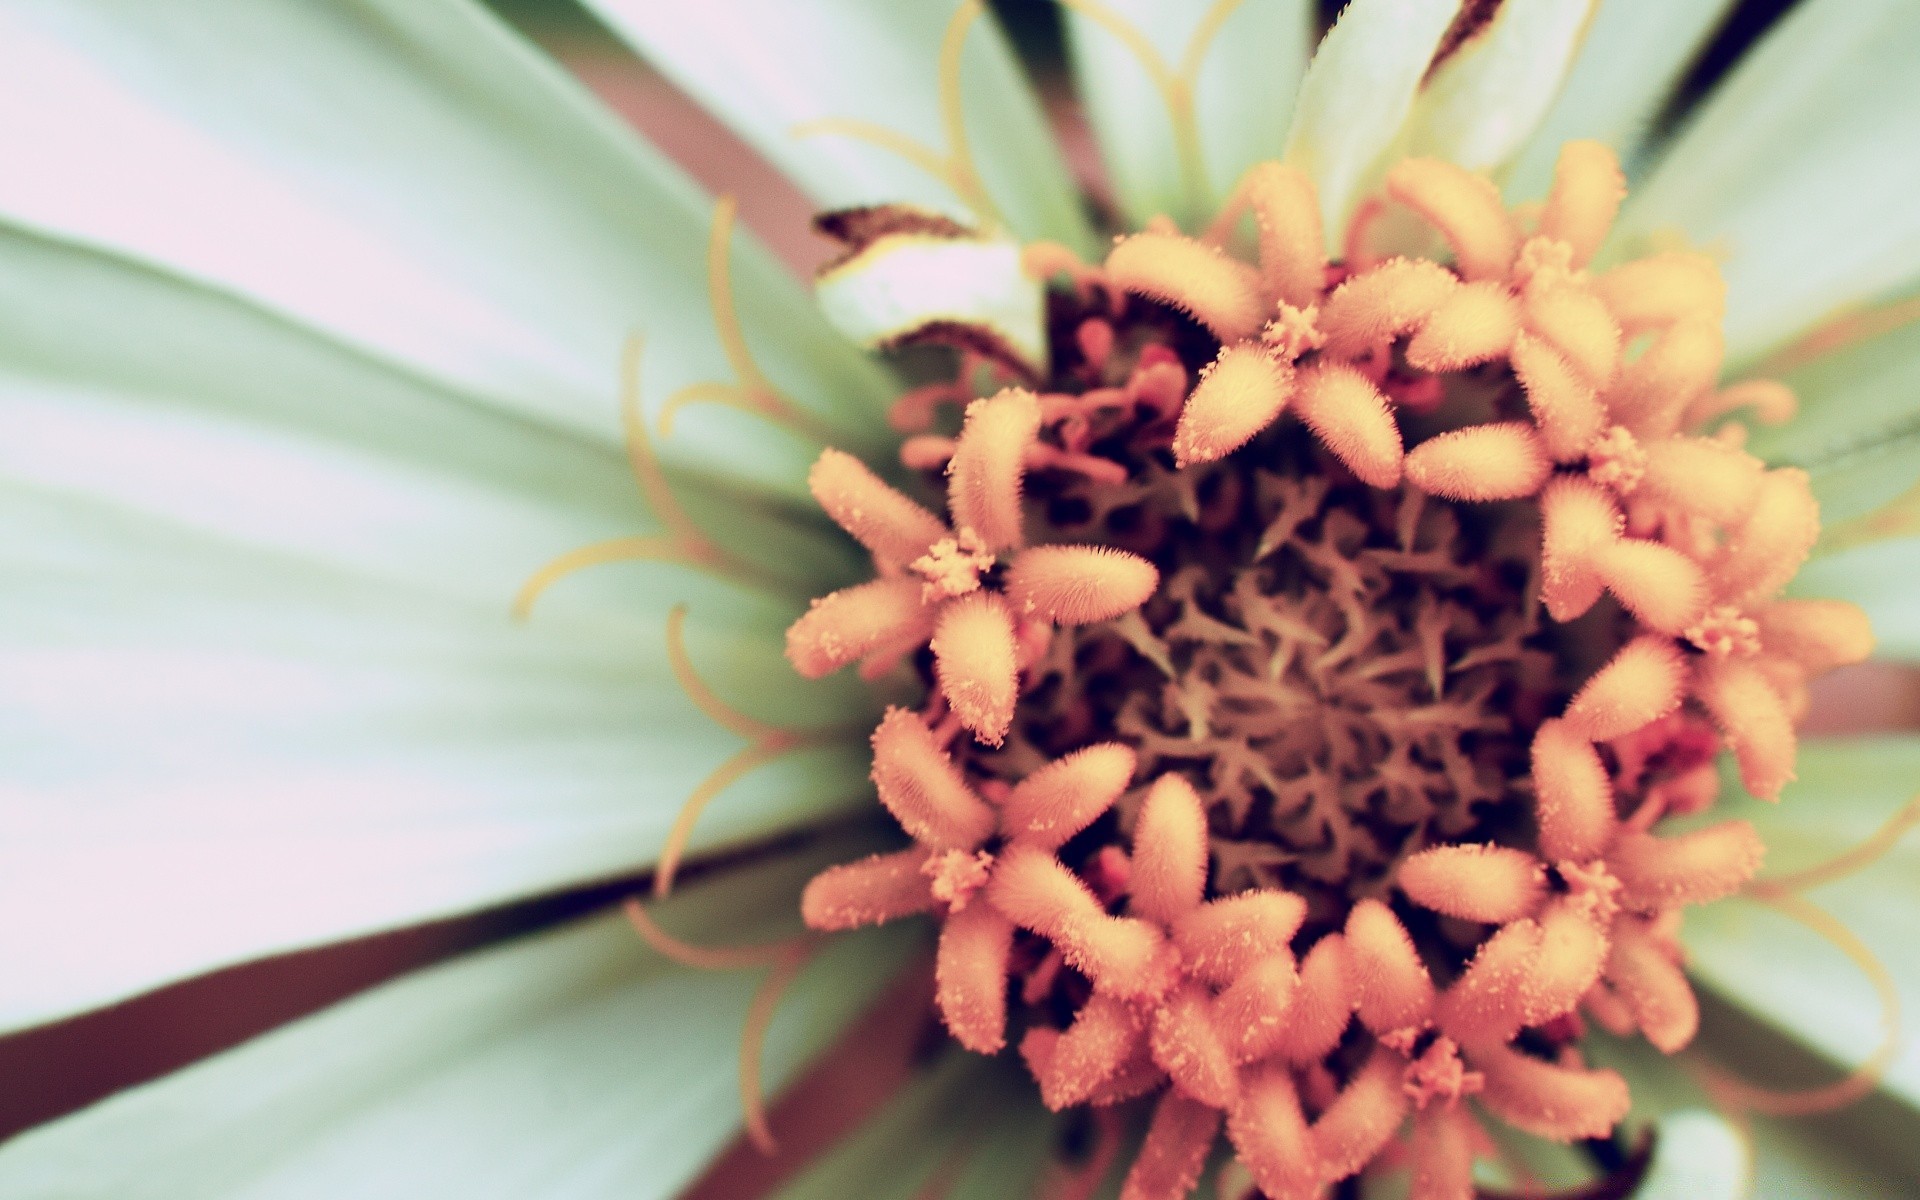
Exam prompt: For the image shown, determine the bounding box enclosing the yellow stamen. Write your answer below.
[1171,891,1308,985]
[1311,1050,1410,1183]
[1639,436,1764,524]
[1148,981,1238,1108]
[1128,773,1210,926]
[930,591,1020,745]
[1174,345,1295,465]
[785,576,937,680]
[1346,898,1436,1034]
[1245,161,1326,308]
[1512,331,1604,461]
[808,448,947,569]
[1696,658,1797,801]
[1317,257,1459,358]
[1472,1041,1629,1142]
[1525,900,1611,1026]
[1538,141,1626,268]
[1531,718,1618,862]
[947,388,1041,552]
[1404,421,1552,501]
[1539,474,1622,621]
[1594,251,1727,335]
[1003,544,1160,625]
[1593,538,1709,636]
[1105,231,1267,342]
[869,706,997,850]
[1121,1091,1221,1200]
[1563,635,1686,742]
[1524,282,1621,388]
[1292,362,1404,488]
[1609,822,1766,910]
[1398,844,1547,925]
[1405,280,1521,372]
[1753,599,1876,675]
[1716,468,1820,606]
[1216,954,1301,1063]
[935,901,1015,1053]
[1386,158,1517,282]
[1226,1066,1316,1199]
[799,848,939,930]
[1436,919,1541,1046]
[1607,918,1699,1053]
[1000,742,1137,850]
[1282,933,1356,1063]
[1607,317,1725,437]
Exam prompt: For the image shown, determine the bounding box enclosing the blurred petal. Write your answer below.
[1503,0,1735,197]
[1635,1111,1746,1200]
[1792,538,1920,660]
[1620,0,1920,363]
[1402,0,1597,173]
[1064,0,1314,230]
[587,0,1097,255]
[0,0,893,501]
[0,849,919,1200]
[0,228,874,1031]
[1685,739,1920,1105]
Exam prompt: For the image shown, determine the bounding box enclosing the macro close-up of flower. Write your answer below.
[2,0,1919,1196]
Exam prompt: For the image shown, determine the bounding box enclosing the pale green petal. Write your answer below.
[1064,0,1313,231]
[1281,0,1458,234]
[0,848,919,1200]
[0,228,875,1031]
[1402,0,1596,173]
[1684,739,1920,1106]
[1619,0,1920,363]
[1790,537,1920,661]
[585,0,1097,256]
[1503,0,1735,198]
[1635,1111,1746,1200]
[0,0,893,502]
[1746,299,1920,526]
[816,234,1046,372]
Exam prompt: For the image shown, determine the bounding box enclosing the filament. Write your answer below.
[741,942,818,1153]
[623,896,803,970]
[1754,793,1920,893]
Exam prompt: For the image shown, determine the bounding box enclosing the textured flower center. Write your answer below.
[781,143,1872,1199]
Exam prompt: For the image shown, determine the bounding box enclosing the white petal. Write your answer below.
[1619,0,1920,363]
[1634,1111,1748,1200]
[1791,536,1920,661]
[0,850,918,1200]
[0,230,875,1030]
[1402,0,1597,173]
[1281,0,1460,235]
[1064,0,1314,230]
[586,0,1097,256]
[0,0,892,501]
[1504,0,1735,198]
[815,235,1046,373]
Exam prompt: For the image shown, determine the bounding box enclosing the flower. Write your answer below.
[0,0,1916,1198]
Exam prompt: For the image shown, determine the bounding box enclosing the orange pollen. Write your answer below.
[773,139,1864,1196]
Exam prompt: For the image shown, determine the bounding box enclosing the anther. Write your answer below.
[931,591,1020,745]
[1411,1104,1477,1200]
[1606,318,1724,437]
[1122,1092,1222,1200]
[1539,476,1622,621]
[1638,436,1764,524]
[1246,162,1327,309]
[1686,378,1796,429]
[786,576,936,679]
[1471,1042,1629,1142]
[1216,954,1302,1063]
[948,388,1041,552]
[1436,919,1541,1046]
[808,448,947,568]
[1004,544,1159,625]
[1398,845,1547,925]
[1405,281,1521,372]
[1593,251,1726,335]
[1606,919,1699,1053]
[1346,898,1437,1033]
[1283,933,1357,1062]
[1403,422,1552,501]
[935,902,1015,1053]
[1525,900,1611,1026]
[1292,362,1405,488]
[869,707,996,849]
[1173,890,1309,985]
[1175,345,1295,465]
[1524,283,1621,387]
[1105,231,1267,343]
[1318,258,1460,359]
[1686,605,1762,658]
[1591,539,1709,635]
[800,848,938,930]
[1386,158,1518,282]
[1695,657,1796,800]
[1562,636,1686,742]
[1715,468,1819,605]
[1129,773,1210,926]
[1512,332,1604,461]
[1608,822,1765,910]
[1226,1066,1318,1200]
[1538,141,1625,268]
[1314,1050,1413,1184]
[1028,993,1143,1110]
[987,845,1173,999]
[1149,982,1240,1108]
[1000,742,1137,850]
[1530,718,1617,861]
[1753,599,1875,673]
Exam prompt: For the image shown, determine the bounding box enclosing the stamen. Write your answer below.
[1105,232,1267,343]
[1562,635,1686,742]
[1311,1050,1411,1183]
[948,388,1042,552]
[1292,362,1405,488]
[1436,919,1541,1046]
[1686,378,1796,429]
[740,942,817,1153]
[935,901,1016,1053]
[1317,258,1460,359]
[1410,1104,1478,1200]
[1128,773,1210,925]
[1531,718,1617,861]
[786,577,937,679]
[1174,345,1294,466]
[1405,280,1521,372]
[1025,993,1144,1110]
[1245,161,1326,308]
[987,845,1174,998]
[1591,538,1708,636]
[1216,953,1301,1063]
[1282,933,1357,1062]
[1386,158,1518,282]
[1512,332,1604,461]
[1539,476,1622,621]
[1524,282,1621,388]
[1121,1091,1222,1200]
[931,591,1020,745]
[1471,1041,1629,1142]
[1398,844,1548,924]
[1525,900,1611,1026]
[1695,657,1796,801]
[1000,742,1137,849]
[800,849,939,930]
[1538,141,1626,268]
[1148,981,1239,1108]
[623,896,803,970]
[809,449,948,569]
[1607,318,1725,438]
[1004,545,1159,625]
[1716,468,1820,606]
[1607,919,1699,1053]
[1403,422,1552,501]
[1638,437,1764,524]
[1346,898,1437,1034]
[1608,822,1765,910]
[1225,1065,1317,1200]
[1593,252,1726,335]
[870,706,997,850]
[1171,890,1309,984]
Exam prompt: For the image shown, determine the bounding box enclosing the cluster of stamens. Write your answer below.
[783,141,1873,1199]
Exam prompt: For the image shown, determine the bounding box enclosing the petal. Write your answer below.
[0,848,919,1200]
[1684,738,1920,1107]
[0,0,893,501]
[585,0,1097,256]
[1619,0,1920,363]
[1282,0,1460,233]
[1633,1111,1747,1200]
[1063,0,1314,230]
[1503,0,1735,198]
[1402,0,1598,173]
[0,231,876,1030]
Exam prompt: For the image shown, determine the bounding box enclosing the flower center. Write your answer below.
[782,143,1872,1199]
